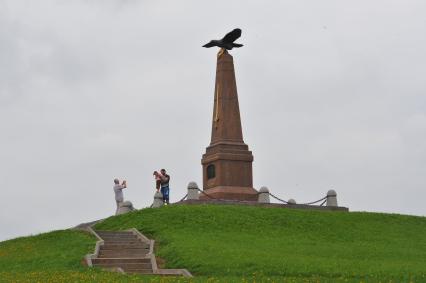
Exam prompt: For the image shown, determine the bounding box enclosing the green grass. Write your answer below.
[95,205,426,282]
[0,205,425,282]
[0,230,151,282]
[0,230,93,272]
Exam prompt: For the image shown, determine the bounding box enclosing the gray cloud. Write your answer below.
[1,0,425,241]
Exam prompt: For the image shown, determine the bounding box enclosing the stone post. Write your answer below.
[187,182,200,200]
[257,186,270,203]
[152,191,164,208]
[326,190,338,207]
[116,201,135,215]
[288,199,296,204]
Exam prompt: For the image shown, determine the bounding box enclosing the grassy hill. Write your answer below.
[1,204,425,282]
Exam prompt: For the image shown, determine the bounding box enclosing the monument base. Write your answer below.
[199,186,258,201]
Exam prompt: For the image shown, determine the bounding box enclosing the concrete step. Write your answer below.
[99,249,149,254]
[92,258,151,264]
[99,247,150,253]
[102,241,145,245]
[98,251,149,258]
[98,254,147,259]
[96,231,135,236]
[101,241,140,245]
[96,231,134,235]
[93,262,152,269]
[100,235,139,240]
[102,244,150,250]
[126,269,154,274]
[101,238,139,242]
[104,240,143,245]
[99,234,138,239]
[101,237,139,241]
[101,246,149,251]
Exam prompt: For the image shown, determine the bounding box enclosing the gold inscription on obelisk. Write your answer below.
[214,48,225,128]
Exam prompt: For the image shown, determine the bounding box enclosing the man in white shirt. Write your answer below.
[113,178,126,214]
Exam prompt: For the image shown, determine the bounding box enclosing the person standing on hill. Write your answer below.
[159,169,170,205]
[113,178,126,214]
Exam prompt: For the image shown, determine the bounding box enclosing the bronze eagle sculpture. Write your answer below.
[203,28,243,50]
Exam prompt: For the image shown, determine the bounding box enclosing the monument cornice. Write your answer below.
[201,152,254,165]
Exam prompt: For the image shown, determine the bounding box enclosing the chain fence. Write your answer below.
[171,188,329,207]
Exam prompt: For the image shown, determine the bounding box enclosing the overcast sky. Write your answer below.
[1,0,425,241]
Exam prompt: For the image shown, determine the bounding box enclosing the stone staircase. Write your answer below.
[85,228,192,277]
[92,231,152,274]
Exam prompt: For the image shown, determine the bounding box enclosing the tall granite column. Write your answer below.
[201,50,258,201]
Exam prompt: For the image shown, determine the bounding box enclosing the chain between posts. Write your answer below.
[268,192,289,204]
[178,194,188,202]
[298,196,328,205]
[269,192,327,206]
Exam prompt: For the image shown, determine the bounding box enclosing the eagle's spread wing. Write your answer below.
[203,41,215,48]
[222,28,242,43]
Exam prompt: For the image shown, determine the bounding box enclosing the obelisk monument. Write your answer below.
[201,45,258,201]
